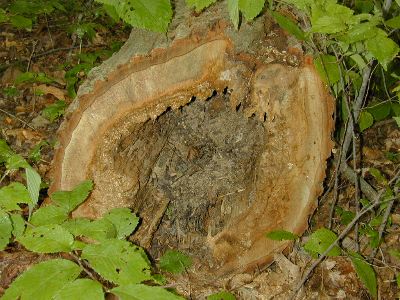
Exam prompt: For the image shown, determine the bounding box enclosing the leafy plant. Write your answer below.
[41,100,67,122]
[159,250,192,274]
[265,229,298,241]
[0,139,184,299]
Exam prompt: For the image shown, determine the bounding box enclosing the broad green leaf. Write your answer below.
[314,54,340,85]
[394,116,400,127]
[62,217,117,241]
[227,0,239,29]
[239,0,265,20]
[270,11,306,40]
[350,54,366,70]
[18,224,74,253]
[1,259,81,300]
[310,1,354,34]
[14,72,54,85]
[207,291,236,300]
[111,284,185,300]
[103,208,139,239]
[6,154,30,170]
[10,15,33,30]
[338,23,378,44]
[186,0,217,11]
[159,250,192,274]
[0,210,12,250]
[348,251,377,298]
[0,8,8,23]
[265,229,298,241]
[42,100,67,122]
[82,239,154,285]
[386,16,400,29]
[51,180,93,213]
[53,279,104,300]
[0,182,31,211]
[0,139,14,163]
[30,205,69,226]
[367,102,391,122]
[10,213,25,238]
[335,207,355,225]
[25,167,41,213]
[304,228,341,257]
[96,0,173,32]
[103,4,120,22]
[365,31,399,70]
[358,111,374,132]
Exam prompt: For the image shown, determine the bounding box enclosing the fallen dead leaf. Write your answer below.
[34,84,66,100]
[1,66,22,85]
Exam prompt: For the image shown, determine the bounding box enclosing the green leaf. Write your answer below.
[386,16,400,29]
[266,229,298,241]
[10,15,33,30]
[42,100,67,122]
[111,284,185,300]
[96,0,173,32]
[53,279,104,300]
[358,111,374,132]
[29,141,49,162]
[1,259,81,300]
[227,0,239,29]
[0,182,31,211]
[103,208,139,239]
[62,217,117,241]
[366,102,391,122]
[270,11,305,40]
[365,31,399,70]
[186,0,217,11]
[103,4,120,22]
[314,54,340,85]
[18,224,74,253]
[25,167,41,214]
[304,228,341,257]
[397,274,400,288]
[30,205,69,226]
[368,167,387,185]
[10,213,25,238]
[15,72,54,85]
[159,250,192,274]
[82,239,154,285]
[51,180,93,213]
[0,8,9,23]
[0,139,14,162]
[394,116,400,127]
[6,154,30,170]
[239,0,265,20]
[207,291,236,300]
[348,251,377,298]
[0,210,12,250]
[310,1,354,34]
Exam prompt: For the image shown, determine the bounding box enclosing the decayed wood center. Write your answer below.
[51,3,334,280]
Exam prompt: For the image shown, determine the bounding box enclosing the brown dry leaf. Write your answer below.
[362,146,383,160]
[1,66,22,85]
[51,70,66,86]
[34,84,66,100]
[5,128,43,144]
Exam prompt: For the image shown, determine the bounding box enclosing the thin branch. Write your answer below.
[0,108,36,131]
[341,163,378,201]
[291,170,400,299]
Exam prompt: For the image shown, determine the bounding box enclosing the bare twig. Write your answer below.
[341,163,378,201]
[291,170,400,299]
[32,44,106,59]
[26,41,38,72]
[0,108,36,130]
[292,195,399,299]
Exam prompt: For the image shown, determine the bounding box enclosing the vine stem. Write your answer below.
[290,168,400,299]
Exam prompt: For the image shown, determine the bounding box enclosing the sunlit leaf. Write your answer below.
[50,180,93,213]
[111,284,185,300]
[348,251,377,298]
[270,11,306,40]
[239,0,265,20]
[265,229,298,241]
[0,210,12,250]
[53,279,104,300]
[1,259,81,300]
[0,182,31,211]
[304,228,341,257]
[358,111,374,132]
[207,291,236,300]
[103,208,139,239]
[186,0,217,11]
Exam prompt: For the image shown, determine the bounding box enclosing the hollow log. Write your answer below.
[50,1,334,282]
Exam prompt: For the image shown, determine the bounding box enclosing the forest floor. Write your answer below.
[0,2,399,300]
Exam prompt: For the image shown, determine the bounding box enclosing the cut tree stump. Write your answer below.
[50,0,334,286]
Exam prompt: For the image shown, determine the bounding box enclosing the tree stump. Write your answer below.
[51,0,334,286]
